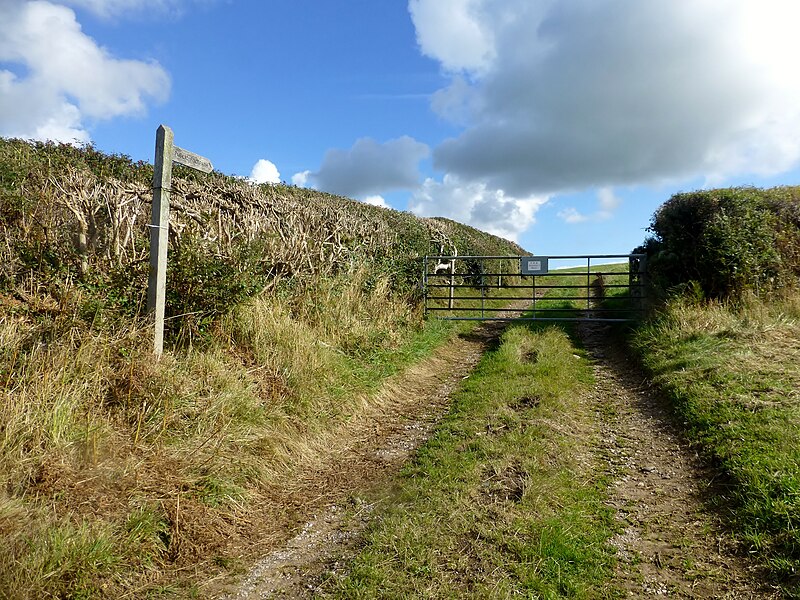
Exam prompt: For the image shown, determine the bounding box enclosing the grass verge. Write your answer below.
[319,324,620,599]
[0,271,470,599]
[630,293,800,596]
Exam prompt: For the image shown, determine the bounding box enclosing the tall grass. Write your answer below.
[631,292,800,596]
[0,269,455,598]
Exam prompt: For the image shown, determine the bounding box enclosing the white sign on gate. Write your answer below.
[520,256,549,275]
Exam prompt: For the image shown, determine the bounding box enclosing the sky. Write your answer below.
[3,0,800,257]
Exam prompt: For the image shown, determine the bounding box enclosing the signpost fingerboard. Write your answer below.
[148,125,213,358]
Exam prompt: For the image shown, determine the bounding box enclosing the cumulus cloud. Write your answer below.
[0,1,169,142]
[411,0,800,196]
[304,136,430,198]
[362,195,389,208]
[408,0,495,73]
[291,170,311,187]
[410,174,548,241]
[558,187,622,224]
[249,159,281,184]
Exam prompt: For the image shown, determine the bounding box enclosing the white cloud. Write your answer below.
[558,187,622,224]
[362,195,389,208]
[408,0,495,74]
[410,174,548,242]
[0,1,169,142]
[557,207,588,224]
[597,187,622,220]
[249,158,281,184]
[410,0,800,196]
[291,170,311,187]
[306,136,430,198]
[61,0,199,18]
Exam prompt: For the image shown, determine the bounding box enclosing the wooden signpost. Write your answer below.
[147,125,213,358]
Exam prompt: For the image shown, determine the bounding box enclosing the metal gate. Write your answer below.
[422,254,647,322]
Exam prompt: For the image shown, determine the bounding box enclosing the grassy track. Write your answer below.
[631,294,800,597]
[319,324,620,599]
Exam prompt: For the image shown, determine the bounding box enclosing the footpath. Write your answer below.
[214,318,778,599]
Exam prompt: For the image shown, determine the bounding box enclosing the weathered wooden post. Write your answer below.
[148,125,173,359]
[148,125,213,358]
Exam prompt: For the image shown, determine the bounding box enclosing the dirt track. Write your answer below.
[580,321,778,598]
[214,318,778,599]
[214,318,512,599]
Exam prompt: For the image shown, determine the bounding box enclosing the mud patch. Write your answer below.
[522,349,539,364]
[480,462,527,504]
[510,394,541,410]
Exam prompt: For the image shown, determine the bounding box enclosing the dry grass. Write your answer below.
[0,268,442,598]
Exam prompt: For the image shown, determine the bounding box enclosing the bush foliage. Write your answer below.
[636,186,800,300]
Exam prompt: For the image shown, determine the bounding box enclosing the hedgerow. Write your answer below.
[0,138,524,341]
[635,186,800,300]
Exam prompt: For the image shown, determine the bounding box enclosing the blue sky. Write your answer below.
[3,1,800,257]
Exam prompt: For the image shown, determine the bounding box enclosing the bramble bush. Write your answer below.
[635,186,800,301]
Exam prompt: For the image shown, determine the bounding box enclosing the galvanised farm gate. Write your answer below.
[422,254,647,322]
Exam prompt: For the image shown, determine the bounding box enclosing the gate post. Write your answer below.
[448,253,455,311]
[629,254,648,317]
[639,255,648,314]
[423,256,429,318]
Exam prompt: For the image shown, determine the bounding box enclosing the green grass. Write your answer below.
[631,294,800,596]
[0,518,121,600]
[319,324,621,599]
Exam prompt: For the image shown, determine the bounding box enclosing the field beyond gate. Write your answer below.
[423,254,647,322]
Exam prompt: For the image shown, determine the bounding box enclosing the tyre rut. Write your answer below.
[579,321,779,598]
